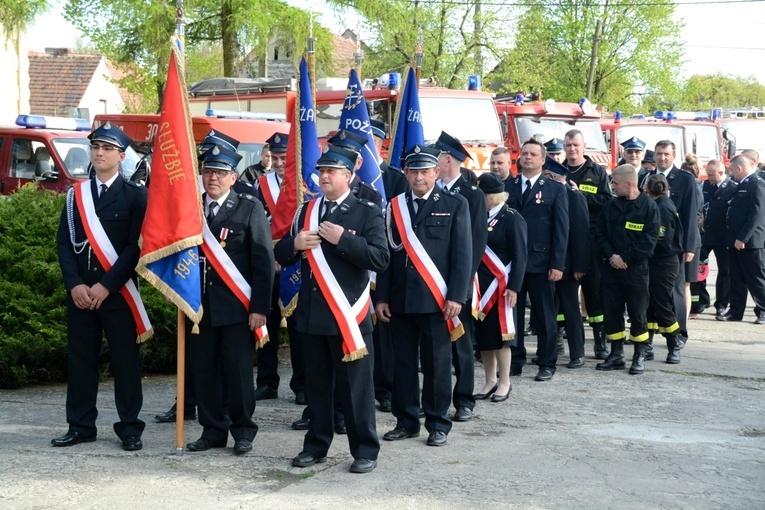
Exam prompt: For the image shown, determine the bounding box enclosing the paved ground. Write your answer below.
[2,294,764,509]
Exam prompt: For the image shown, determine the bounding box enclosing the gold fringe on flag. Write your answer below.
[450,324,465,342]
[342,346,368,362]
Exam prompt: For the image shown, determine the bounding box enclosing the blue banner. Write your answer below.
[280,56,321,315]
[339,69,386,208]
[388,66,425,169]
[145,248,203,316]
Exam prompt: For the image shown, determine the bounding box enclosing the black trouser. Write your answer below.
[451,307,475,411]
[511,273,558,373]
[287,315,305,396]
[581,247,604,327]
[673,257,689,340]
[648,256,680,335]
[300,333,379,461]
[729,248,765,318]
[708,245,731,310]
[65,303,144,439]
[555,277,585,359]
[191,321,257,443]
[390,312,453,434]
[602,263,650,342]
[372,318,394,402]
[256,283,282,390]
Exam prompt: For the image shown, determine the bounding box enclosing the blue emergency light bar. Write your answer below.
[204,109,286,121]
[388,73,401,89]
[614,110,622,121]
[712,108,722,121]
[467,75,481,91]
[579,97,593,115]
[16,114,90,131]
[515,93,524,105]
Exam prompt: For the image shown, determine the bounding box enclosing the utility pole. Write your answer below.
[586,19,602,100]
[474,0,483,78]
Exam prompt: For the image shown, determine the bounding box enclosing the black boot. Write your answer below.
[644,331,655,361]
[666,334,681,364]
[629,342,647,374]
[596,341,625,371]
[593,325,609,360]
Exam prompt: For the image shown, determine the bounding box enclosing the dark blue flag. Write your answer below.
[388,66,425,169]
[338,69,386,208]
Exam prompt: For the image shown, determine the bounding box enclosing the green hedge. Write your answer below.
[0,184,178,388]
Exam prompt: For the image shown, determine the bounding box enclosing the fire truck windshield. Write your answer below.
[52,138,142,178]
[721,121,765,157]
[683,123,721,160]
[616,124,686,161]
[419,97,503,144]
[514,117,607,152]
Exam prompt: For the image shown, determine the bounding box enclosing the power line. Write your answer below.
[687,44,765,50]
[410,0,765,6]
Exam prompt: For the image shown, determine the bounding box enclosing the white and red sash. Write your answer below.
[303,199,371,361]
[73,182,153,342]
[257,172,280,214]
[476,245,515,340]
[200,221,269,347]
[389,194,464,341]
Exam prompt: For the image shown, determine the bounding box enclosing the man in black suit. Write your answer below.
[434,130,487,422]
[53,123,148,451]
[646,141,701,347]
[542,157,590,368]
[507,139,570,381]
[240,144,271,183]
[327,129,383,207]
[722,155,765,324]
[700,160,737,317]
[275,145,389,474]
[186,145,274,455]
[376,145,472,447]
[489,147,513,192]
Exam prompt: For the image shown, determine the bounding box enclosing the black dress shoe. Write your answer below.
[756,313,765,325]
[292,451,327,468]
[334,420,347,435]
[490,385,512,402]
[291,417,310,430]
[453,407,473,422]
[426,430,448,446]
[253,385,278,400]
[383,427,419,441]
[473,383,498,400]
[186,437,227,452]
[715,307,726,317]
[350,458,377,473]
[378,397,392,412]
[122,435,142,451]
[294,391,306,405]
[716,313,742,322]
[233,439,252,455]
[567,357,585,369]
[155,406,196,423]
[534,369,554,381]
[51,431,96,447]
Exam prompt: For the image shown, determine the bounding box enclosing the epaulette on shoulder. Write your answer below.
[124,180,142,188]
[469,184,478,191]
[238,193,256,201]
[356,198,376,207]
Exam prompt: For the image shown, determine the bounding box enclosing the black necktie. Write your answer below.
[414,198,426,217]
[322,200,336,222]
[207,202,218,224]
[522,180,531,203]
[99,183,107,202]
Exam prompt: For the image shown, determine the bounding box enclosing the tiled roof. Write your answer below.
[330,34,357,75]
[28,49,102,116]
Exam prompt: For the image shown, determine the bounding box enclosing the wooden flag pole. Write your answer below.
[175,308,186,455]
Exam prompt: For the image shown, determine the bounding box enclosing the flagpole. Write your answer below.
[176,309,186,455]
[354,28,362,77]
[415,29,423,84]
[308,14,316,108]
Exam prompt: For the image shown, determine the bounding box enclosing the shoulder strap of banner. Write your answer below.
[200,222,269,347]
[477,245,515,340]
[73,182,153,342]
[303,199,370,361]
[389,195,463,341]
[258,172,280,214]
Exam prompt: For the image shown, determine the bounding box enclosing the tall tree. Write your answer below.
[1,0,49,38]
[491,0,684,112]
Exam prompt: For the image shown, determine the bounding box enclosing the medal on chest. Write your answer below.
[220,227,230,248]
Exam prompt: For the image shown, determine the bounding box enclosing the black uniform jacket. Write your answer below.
[380,161,409,198]
[506,174,569,274]
[350,173,383,209]
[564,186,590,277]
[445,174,488,283]
[726,173,765,248]
[376,186,472,314]
[479,206,527,294]
[202,191,274,327]
[652,196,684,259]
[667,167,702,252]
[57,175,147,310]
[596,193,660,269]
[566,157,611,231]
[274,195,389,336]
[701,178,737,247]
